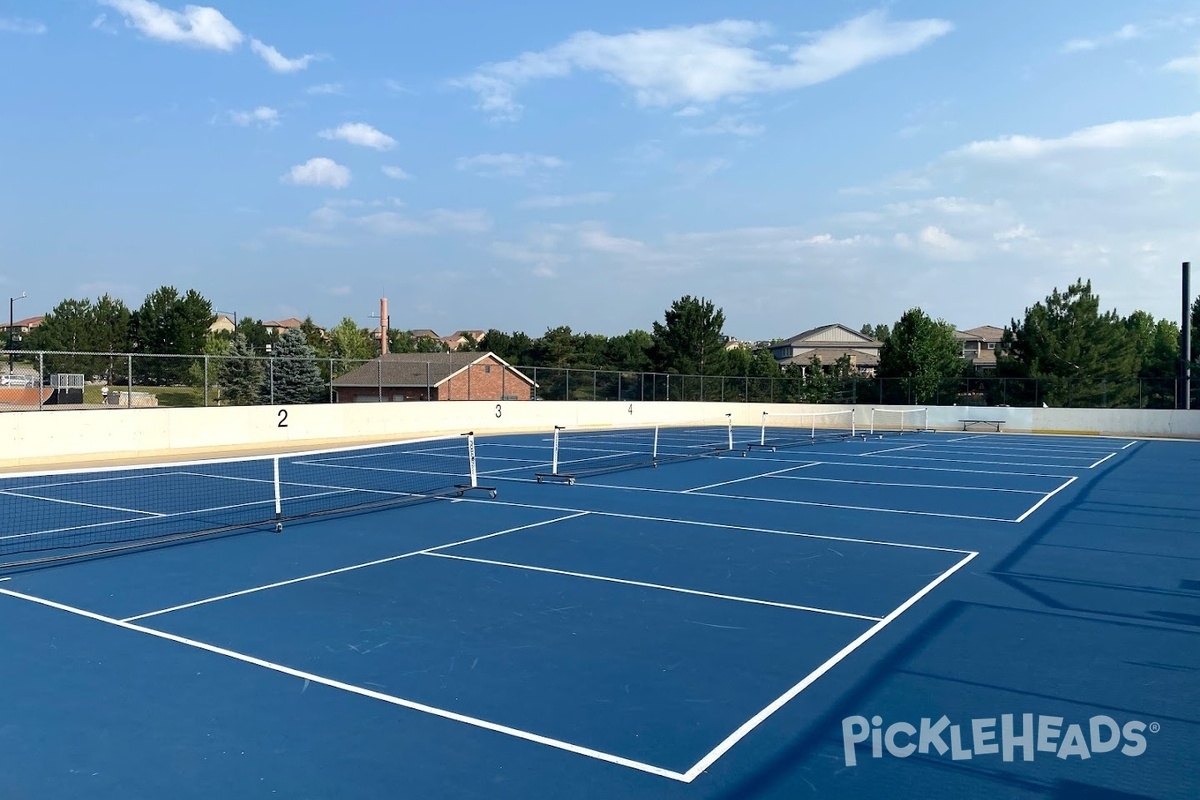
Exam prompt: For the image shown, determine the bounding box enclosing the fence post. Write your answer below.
[593,370,597,401]
[329,357,334,403]
[426,362,431,400]
[127,354,133,408]
[566,369,570,401]
[203,355,209,407]
[37,352,44,410]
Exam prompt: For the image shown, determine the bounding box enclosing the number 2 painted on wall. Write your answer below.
[278,409,288,428]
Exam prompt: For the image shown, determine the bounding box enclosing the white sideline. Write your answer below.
[0,586,688,782]
[680,550,979,781]
[1013,477,1078,524]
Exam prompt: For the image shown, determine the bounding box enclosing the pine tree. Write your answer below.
[261,328,326,404]
[878,308,963,404]
[218,333,265,406]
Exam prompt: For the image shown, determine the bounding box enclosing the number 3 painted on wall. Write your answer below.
[495,404,503,418]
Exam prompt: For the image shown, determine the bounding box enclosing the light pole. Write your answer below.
[8,292,26,374]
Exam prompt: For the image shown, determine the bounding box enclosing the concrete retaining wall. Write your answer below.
[1,401,1197,470]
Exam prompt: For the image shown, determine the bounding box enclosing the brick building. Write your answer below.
[331,352,534,402]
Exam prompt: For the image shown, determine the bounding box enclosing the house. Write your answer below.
[956,325,1005,370]
[770,324,881,374]
[2,315,44,337]
[262,317,304,336]
[440,329,487,351]
[208,314,236,335]
[331,351,534,402]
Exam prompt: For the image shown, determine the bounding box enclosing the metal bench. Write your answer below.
[960,419,1005,432]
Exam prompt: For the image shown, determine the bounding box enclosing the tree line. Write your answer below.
[16,281,1200,407]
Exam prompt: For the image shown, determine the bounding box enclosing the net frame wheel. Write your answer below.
[275,522,283,533]
[489,489,498,499]
[567,478,575,486]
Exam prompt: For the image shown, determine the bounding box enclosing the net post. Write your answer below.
[850,409,857,438]
[653,424,660,461]
[870,407,877,436]
[725,413,733,451]
[760,411,768,446]
[552,425,563,474]
[272,456,283,532]
[463,431,479,489]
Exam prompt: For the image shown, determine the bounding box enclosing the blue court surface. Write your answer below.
[1,427,1198,799]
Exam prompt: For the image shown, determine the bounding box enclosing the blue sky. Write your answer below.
[1,1,1198,339]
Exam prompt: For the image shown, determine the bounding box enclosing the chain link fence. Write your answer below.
[0,350,1195,411]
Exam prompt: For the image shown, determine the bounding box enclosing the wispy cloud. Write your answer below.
[282,157,351,189]
[683,115,765,137]
[228,106,279,127]
[381,166,412,180]
[955,112,1200,158]
[673,157,730,189]
[0,17,47,34]
[1062,15,1197,53]
[97,1,318,73]
[319,122,396,150]
[98,0,243,50]
[306,82,343,95]
[1165,49,1200,77]
[518,192,613,209]
[249,37,314,73]
[453,11,952,121]
[275,202,492,245]
[1062,23,1143,53]
[456,152,565,178]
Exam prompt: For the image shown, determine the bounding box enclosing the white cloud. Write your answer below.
[1062,24,1143,53]
[427,209,494,233]
[456,152,565,177]
[381,166,412,180]
[994,224,1037,242]
[228,106,279,127]
[319,122,396,151]
[282,157,351,189]
[327,285,352,296]
[1165,49,1200,76]
[0,17,47,34]
[956,112,1200,159]
[1062,15,1197,53]
[249,37,314,73]
[673,157,730,189]
[684,115,765,137]
[518,192,613,209]
[98,0,243,50]
[453,11,952,120]
[306,82,343,95]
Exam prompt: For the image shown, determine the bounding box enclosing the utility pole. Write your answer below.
[8,292,27,374]
[1183,262,1192,410]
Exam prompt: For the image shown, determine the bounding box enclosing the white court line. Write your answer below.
[904,447,1096,462]
[450,495,974,555]
[1088,452,1118,469]
[931,442,1121,455]
[122,513,589,622]
[0,489,166,517]
[682,464,820,493]
[860,453,1093,469]
[739,455,1075,479]
[1013,477,1078,524]
[1121,440,1139,450]
[575,483,1017,523]
[945,435,987,443]
[681,549,978,782]
[0,586,687,782]
[858,443,929,456]
[424,552,881,622]
[768,475,1045,495]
